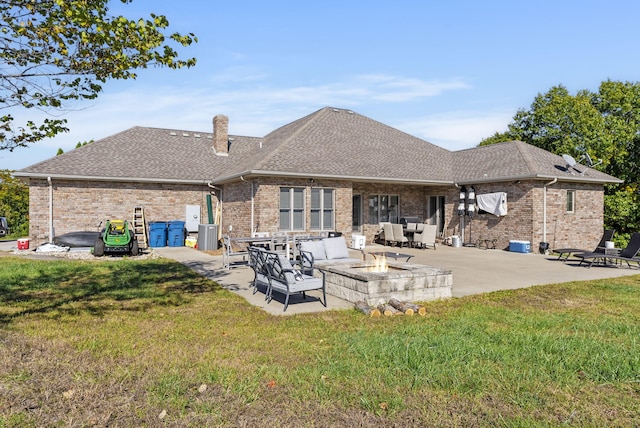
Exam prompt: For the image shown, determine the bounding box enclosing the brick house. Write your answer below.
[15,107,621,251]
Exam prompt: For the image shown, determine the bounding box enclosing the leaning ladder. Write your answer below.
[133,206,148,248]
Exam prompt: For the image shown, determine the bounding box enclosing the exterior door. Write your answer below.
[427,195,445,237]
[352,194,363,232]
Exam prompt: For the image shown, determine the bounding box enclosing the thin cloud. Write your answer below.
[2,73,476,168]
[398,111,514,151]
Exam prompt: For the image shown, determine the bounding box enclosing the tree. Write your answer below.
[1,0,197,151]
[480,81,640,244]
[57,140,92,155]
[0,169,29,237]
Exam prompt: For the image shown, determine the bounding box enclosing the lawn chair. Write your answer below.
[574,232,640,268]
[222,234,249,269]
[264,251,326,312]
[391,223,409,248]
[553,229,615,262]
[382,223,395,246]
[248,246,269,297]
[412,224,437,250]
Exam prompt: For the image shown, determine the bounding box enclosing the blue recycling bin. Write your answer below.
[167,220,186,247]
[149,222,167,247]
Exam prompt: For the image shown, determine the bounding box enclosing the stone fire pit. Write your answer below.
[316,261,452,306]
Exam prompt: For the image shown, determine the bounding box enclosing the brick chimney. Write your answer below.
[212,114,229,156]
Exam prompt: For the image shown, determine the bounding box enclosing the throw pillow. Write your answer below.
[300,240,326,260]
[323,237,350,259]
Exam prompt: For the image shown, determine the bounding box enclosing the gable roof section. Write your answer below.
[214,107,455,184]
[453,140,621,184]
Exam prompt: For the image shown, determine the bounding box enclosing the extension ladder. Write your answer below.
[132,206,148,248]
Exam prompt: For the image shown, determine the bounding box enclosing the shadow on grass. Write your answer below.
[0,258,222,325]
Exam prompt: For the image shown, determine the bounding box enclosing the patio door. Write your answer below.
[426,195,445,237]
[352,194,363,232]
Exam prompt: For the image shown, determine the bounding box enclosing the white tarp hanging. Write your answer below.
[476,192,508,216]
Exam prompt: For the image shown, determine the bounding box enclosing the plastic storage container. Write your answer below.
[17,238,29,250]
[509,240,530,253]
[167,220,186,247]
[148,222,168,248]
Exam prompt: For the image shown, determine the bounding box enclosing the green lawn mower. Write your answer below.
[93,219,139,257]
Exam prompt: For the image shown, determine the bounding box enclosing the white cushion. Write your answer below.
[300,240,327,260]
[323,237,350,259]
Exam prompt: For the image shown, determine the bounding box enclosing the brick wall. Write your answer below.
[447,181,603,251]
[27,176,605,252]
[28,179,212,246]
[221,177,352,238]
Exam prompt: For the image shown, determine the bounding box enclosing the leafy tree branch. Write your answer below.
[0,0,197,151]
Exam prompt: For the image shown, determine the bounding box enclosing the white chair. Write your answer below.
[391,223,409,248]
[412,225,437,250]
[382,223,395,246]
[222,234,249,269]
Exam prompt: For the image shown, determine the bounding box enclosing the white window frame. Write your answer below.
[279,187,305,231]
[310,188,335,231]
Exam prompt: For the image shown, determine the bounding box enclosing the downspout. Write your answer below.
[207,182,222,240]
[454,183,464,243]
[543,178,558,245]
[47,176,54,243]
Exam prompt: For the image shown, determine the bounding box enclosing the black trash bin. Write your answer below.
[539,242,549,254]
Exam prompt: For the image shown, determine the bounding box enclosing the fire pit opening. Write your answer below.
[368,255,391,272]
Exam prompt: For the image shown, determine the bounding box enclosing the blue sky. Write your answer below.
[2,0,640,170]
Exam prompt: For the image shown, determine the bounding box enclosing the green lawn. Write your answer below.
[1,255,639,427]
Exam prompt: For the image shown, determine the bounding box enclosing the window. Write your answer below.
[310,188,334,230]
[368,194,399,223]
[566,190,575,213]
[280,187,305,230]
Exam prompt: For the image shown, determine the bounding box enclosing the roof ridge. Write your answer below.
[251,107,330,170]
[515,140,544,174]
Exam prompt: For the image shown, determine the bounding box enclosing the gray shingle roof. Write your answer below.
[16,107,621,185]
[453,140,619,183]
[214,107,454,183]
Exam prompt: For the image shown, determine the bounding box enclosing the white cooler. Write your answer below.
[351,234,366,249]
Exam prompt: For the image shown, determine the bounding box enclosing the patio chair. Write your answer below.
[222,234,249,269]
[574,232,640,268]
[553,229,615,262]
[264,251,327,312]
[248,246,270,297]
[391,223,409,247]
[296,249,315,276]
[382,223,395,246]
[412,224,437,250]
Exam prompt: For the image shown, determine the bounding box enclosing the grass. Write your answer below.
[0,255,639,427]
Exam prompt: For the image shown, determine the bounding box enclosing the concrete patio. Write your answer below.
[151,242,640,315]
